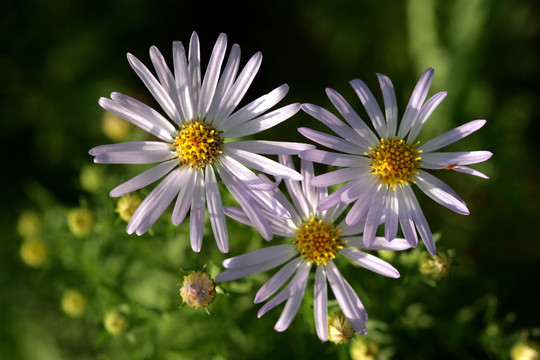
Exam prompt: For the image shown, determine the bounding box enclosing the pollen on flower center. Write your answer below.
[295,216,344,265]
[180,271,216,309]
[173,120,223,168]
[367,137,422,189]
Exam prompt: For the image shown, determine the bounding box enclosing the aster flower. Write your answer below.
[216,156,411,341]
[299,68,492,254]
[89,32,312,253]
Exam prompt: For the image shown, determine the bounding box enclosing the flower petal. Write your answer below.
[205,165,229,253]
[188,32,201,107]
[89,141,170,156]
[344,236,412,251]
[110,159,178,197]
[274,262,311,332]
[189,169,206,252]
[223,244,296,270]
[173,40,195,120]
[421,151,493,169]
[172,167,196,226]
[298,127,365,155]
[314,265,328,341]
[126,169,182,235]
[407,91,447,143]
[362,185,387,247]
[226,148,303,180]
[398,68,434,138]
[396,186,418,247]
[451,165,489,179]
[376,74,398,138]
[299,149,366,168]
[419,120,487,153]
[415,170,469,215]
[255,257,303,304]
[402,186,435,255]
[94,149,175,164]
[310,167,363,187]
[227,140,313,155]
[326,262,368,334]
[198,33,227,118]
[350,79,387,138]
[341,248,399,278]
[385,189,399,241]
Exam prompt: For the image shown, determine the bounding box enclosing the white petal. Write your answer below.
[98,96,175,142]
[216,165,273,240]
[452,165,489,179]
[226,148,303,180]
[362,185,386,247]
[407,91,447,142]
[198,33,227,118]
[279,154,310,218]
[326,262,368,334]
[301,103,370,146]
[398,68,434,138]
[344,236,412,251]
[127,53,179,122]
[205,165,229,253]
[298,127,365,155]
[402,186,435,255]
[216,250,297,283]
[173,40,195,121]
[207,44,241,124]
[341,248,400,278]
[314,265,328,341]
[311,167,362,187]
[385,190,399,241]
[325,88,379,146]
[227,140,313,155]
[149,45,183,124]
[172,167,196,225]
[421,151,493,169]
[94,149,175,164]
[110,159,178,197]
[218,84,289,131]
[255,257,303,304]
[350,79,387,138]
[188,32,201,108]
[126,169,182,235]
[396,186,418,247]
[223,244,296,269]
[89,141,170,156]
[189,169,206,252]
[299,149,366,167]
[214,52,262,122]
[415,170,469,215]
[223,103,300,138]
[301,159,317,212]
[419,120,487,153]
[219,155,278,190]
[274,262,311,332]
[376,74,398,138]
[341,174,377,204]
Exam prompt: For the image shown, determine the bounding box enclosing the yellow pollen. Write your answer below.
[366,137,422,189]
[173,120,223,168]
[180,271,216,309]
[295,216,344,265]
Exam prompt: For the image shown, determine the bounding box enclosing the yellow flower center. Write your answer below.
[295,216,343,265]
[173,120,223,168]
[367,137,422,189]
[180,271,216,309]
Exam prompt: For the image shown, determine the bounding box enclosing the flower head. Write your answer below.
[115,193,144,222]
[89,32,312,253]
[67,208,94,237]
[20,238,48,268]
[104,310,129,335]
[299,68,492,254]
[180,270,216,309]
[216,156,411,341]
[328,311,355,344]
[61,290,87,318]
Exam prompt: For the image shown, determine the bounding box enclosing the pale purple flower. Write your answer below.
[216,156,411,341]
[299,68,492,255]
[89,32,312,253]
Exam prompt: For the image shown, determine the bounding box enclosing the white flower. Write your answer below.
[89,32,313,253]
[216,156,411,341]
[299,68,492,254]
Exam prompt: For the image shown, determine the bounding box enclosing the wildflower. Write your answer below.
[20,238,47,268]
[216,156,411,341]
[300,68,492,254]
[89,32,311,253]
[180,270,216,310]
[61,290,87,318]
[104,310,129,335]
[115,193,144,222]
[328,311,355,344]
[80,164,103,192]
[17,210,43,239]
[67,208,94,237]
[419,250,452,280]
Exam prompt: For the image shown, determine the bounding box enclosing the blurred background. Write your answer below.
[1,0,539,359]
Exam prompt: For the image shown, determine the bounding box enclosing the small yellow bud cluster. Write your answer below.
[61,290,87,318]
[67,208,94,237]
[115,193,144,222]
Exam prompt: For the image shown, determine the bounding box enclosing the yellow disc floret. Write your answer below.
[173,120,223,168]
[180,271,216,309]
[295,216,344,265]
[367,137,422,189]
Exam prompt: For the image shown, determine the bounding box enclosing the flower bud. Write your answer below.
[180,271,216,309]
[104,310,129,336]
[328,311,355,344]
[115,193,144,222]
[350,338,379,360]
[62,290,87,318]
[67,208,94,237]
[419,250,452,281]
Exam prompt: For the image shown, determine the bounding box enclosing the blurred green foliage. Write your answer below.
[1,0,539,359]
